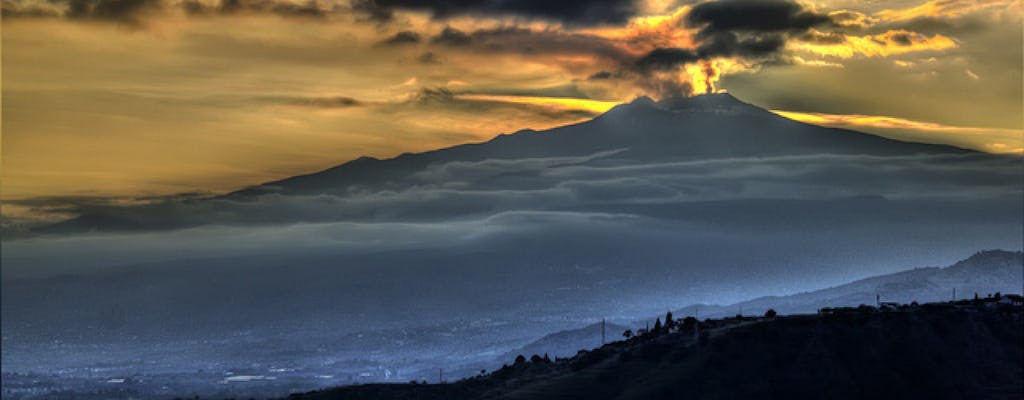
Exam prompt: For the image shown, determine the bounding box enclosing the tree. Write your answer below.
[653,317,663,334]
[764,309,777,318]
[665,311,675,330]
[622,329,633,339]
[514,355,526,365]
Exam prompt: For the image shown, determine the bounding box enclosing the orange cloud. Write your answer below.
[773,109,1024,154]
[876,0,1019,21]
[791,29,957,58]
[456,94,621,114]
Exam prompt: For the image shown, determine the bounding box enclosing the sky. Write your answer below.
[2,0,1022,217]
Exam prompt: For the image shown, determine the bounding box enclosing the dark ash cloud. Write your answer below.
[634,0,836,71]
[685,0,831,34]
[351,0,639,26]
[635,48,700,70]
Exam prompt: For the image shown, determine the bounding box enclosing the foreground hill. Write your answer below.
[289,298,1023,400]
[460,249,1023,367]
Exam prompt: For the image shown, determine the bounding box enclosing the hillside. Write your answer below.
[669,249,1024,319]
[476,249,1023,362]
[289,298,1024,400]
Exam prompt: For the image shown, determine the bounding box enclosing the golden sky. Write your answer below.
[1,0,1022,206]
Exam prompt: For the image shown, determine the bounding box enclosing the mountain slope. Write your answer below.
[37,93,991,234]
[236,93,970,197]
[467,249,1024,369]
[289,299,1024,400]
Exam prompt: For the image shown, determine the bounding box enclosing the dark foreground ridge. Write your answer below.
[286,296,1023,400]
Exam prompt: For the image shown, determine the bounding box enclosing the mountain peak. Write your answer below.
[655,92,747,111]
[613,92,752,116]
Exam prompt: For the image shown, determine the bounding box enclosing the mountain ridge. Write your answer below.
[33,92,1001,235]
[234,93,974,197]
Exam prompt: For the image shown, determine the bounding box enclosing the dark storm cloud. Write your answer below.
[351,0,639,26]
[182,0,331,18]
[377,30,422,46]
[636,33,785,71]
[697,31,786,57]
[66,0,161,23]
[685,0,831,35]
[2,0,335,21]
[422,26,633,68]
[634,0,836,71]
[635,48,701,70]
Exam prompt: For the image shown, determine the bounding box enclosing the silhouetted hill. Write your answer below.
[476,250,1022,361]
[499,320,630,361]
[287,298,1024,400]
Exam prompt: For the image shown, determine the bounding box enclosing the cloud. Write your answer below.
[21,142,1022,236]
[685,0,832,34]
[625,0,841,93]
[416,51,441,63]
[287,96,364,107]
[1,0,64,17]
[66,0,163,24]
[2,0,339,22]
[379,30,421,46]
[431,26,473,46]
[789,29,957,58]
[351,0,639,26]
[875,0,1019,22]
[772,109,1024,152]
[635,47,700,70]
